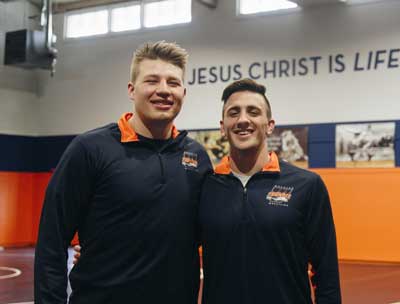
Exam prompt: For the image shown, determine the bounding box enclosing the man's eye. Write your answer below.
[228,111,239,117]
[169,81,180,86]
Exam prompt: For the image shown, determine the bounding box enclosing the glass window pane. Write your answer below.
[66,10,108,38]
[111,5,141,32]
[239,0,297,15]
[144,0,191,28]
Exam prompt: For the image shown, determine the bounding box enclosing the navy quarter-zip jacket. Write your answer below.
[199,152,341,304]
[35,113,212,304]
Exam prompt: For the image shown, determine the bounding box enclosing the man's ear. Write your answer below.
[220,120,226,138]
[266,119,275,135]
[128,82,135,100]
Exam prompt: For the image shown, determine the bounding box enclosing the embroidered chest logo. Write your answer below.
[182,151,198,169]
[266,185,294,207]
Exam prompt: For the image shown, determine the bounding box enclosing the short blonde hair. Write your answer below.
[130,41,188,83]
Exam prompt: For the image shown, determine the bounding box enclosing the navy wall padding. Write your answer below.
[0,120,398,172]
[0,134,75,172]
[396,121,400,167]
[308,124,336,168]
[0,135,35,172]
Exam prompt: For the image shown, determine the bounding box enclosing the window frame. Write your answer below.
[64,5,111,39]
[236,0,300,18]
[109,2,142,33]
[63,0,192,40]
[143,0,192,28]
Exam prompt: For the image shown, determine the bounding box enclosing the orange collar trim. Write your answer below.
[118,112,179,143]
[214,151,280,175]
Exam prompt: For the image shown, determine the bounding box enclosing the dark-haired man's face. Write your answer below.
[220,91,274,154]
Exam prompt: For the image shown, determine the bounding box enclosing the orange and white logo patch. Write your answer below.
[182,151,198,169]
[266,185,294,207]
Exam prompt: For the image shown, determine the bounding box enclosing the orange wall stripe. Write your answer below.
[313,168,400,263]
[1,168,400,263]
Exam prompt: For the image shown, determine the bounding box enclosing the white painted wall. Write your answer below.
[31,0,400,134]
[0,0,40,135]
[181,0,400,129]
[0,88,38,135]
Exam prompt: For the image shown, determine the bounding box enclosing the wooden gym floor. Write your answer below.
[1,247,399,304]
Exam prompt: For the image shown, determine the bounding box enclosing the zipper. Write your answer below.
[157,152,166,184]
[135,140,168,185]
[242,186,248,303]
[242,187,248,221]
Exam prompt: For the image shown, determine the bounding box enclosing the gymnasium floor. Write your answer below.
[1,247,399,304]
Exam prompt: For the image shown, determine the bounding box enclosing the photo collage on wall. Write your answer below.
[335,122,395,168]
[267,127,309,169]
[189,120,398,169]
[188,130,229,167]
[188,126,309,168]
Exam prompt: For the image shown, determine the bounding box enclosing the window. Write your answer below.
[65,0,191,39]
[111,4,141,32]
[341,0,386,4]
[238,0,298,15]
[66,10,108,38]
[144,0,191,28]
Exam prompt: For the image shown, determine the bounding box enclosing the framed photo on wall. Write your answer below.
[336,122,395,168]
[189,126,309,168]
[188,129,229,167]
[267,127,309,169]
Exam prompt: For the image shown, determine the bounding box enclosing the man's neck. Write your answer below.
[229,146,270,176]
[129,115,173,140]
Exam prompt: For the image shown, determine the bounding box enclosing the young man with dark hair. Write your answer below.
[34,41,212,304]
[199,78,341,304]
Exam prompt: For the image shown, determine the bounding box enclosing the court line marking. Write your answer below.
[0,266,22,279]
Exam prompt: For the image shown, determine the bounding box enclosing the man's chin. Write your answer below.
[147,113,177,124]
[230,142,259,153]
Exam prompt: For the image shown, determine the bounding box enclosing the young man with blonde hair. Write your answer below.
[199,78,341,303]
[34,41,212,304]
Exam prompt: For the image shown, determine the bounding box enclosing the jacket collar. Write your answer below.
[214,151,280,175]
[118,112,180,143]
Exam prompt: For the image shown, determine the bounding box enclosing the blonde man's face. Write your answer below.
[128,59,186,126]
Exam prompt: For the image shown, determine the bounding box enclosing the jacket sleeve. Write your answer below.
[305,175,341,304]
[34,137,94,304]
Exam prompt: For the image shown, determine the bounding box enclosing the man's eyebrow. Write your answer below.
[143,74,182,82]
[226,106,240,112]
[247,105,262,110]
[167,76,182,82]
[143,74,159,78]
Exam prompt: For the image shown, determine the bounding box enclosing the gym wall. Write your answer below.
[0,0,399,262]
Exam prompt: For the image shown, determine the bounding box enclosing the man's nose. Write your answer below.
[237,111,250,126]
[156,81,171,96]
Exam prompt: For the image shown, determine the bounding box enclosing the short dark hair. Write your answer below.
[221,78,272,120]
